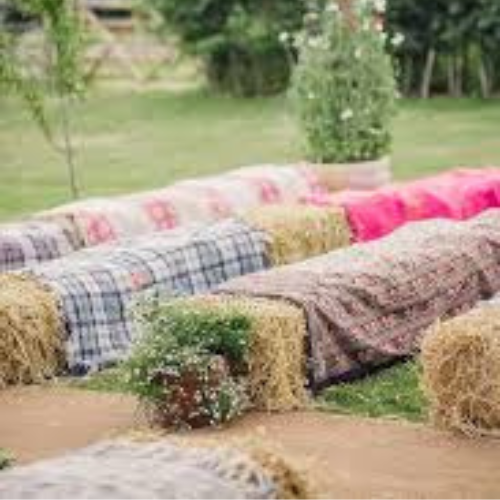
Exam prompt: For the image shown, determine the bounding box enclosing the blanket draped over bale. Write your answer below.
[190,296,309,411]
[40,165,327,247]
[243,205,351,266]
[303,168,500,242]
[0,221,79,273]
[218,211,500,390]
[0,274,63,387]
[30,220,269,373]
[421,300,500,437]
[0,440,310,499]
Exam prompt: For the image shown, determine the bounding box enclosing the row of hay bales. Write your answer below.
[0,162,384,273]
[159,211,500,423]
[0,205,351,387]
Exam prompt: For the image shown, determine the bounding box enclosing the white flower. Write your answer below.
[308,36,322,48]
[341,109,354,121]
[325,2,340,14]
[354,48,362,60]
[307,92,316,100]
[391,32,405,47]
[279,31,290,44]
[373,0,386,13]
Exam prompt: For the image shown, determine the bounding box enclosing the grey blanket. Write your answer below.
[0,440,277,499]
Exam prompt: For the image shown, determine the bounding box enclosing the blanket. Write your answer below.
[41,165,324,247]
[0,220,78,272]
[303,168,500,241]
[32,219,269,373]
[218,211,500,390]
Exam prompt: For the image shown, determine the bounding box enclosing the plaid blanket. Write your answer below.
[0,221,78,272]
[32,219,269,373]
[218,210,500,390]
[41,165,324,247]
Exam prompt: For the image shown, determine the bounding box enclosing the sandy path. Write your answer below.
[1,386,500,498]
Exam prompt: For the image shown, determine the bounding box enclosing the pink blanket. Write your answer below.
[303,168,500,241]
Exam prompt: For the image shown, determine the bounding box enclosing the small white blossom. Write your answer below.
[308,36,322,48]
[325,2,340,14]
[391,32,405,47]
[279,31,290,44]
[373,0,386,13]
[307,92,316,100]
[341,109,354,121]
[354,48,362,60]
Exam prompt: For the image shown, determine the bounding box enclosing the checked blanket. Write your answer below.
[31,219,269,373]
[218,210,500,390]
[0,221,78,272]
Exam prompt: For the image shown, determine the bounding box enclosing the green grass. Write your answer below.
[318,362,427,423]
[1,91,500,220]
[65,368,130,394]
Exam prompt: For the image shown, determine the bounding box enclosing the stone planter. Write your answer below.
[306,156,392,192]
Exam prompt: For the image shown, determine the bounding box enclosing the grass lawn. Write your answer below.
[1,90,500,220]
[3,88,500,422]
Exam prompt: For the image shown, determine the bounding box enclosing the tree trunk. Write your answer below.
[60,96,80,199]
[420,48,436,99]
[478,51,491,99]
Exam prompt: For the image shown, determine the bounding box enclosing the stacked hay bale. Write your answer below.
[421,301,500,436]
[190,296,309,411]
[0,205,349,386]
[0,439,311,499]
[243,204,351,266]
[0,274,63,388]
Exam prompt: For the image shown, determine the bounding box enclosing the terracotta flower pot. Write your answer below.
[306,156,392,192]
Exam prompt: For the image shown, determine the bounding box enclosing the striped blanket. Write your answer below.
[42,165,324,247]
[218,210,500,390]
[32,220,269,373]
[0,221,78,272]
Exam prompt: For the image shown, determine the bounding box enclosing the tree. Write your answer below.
[152,0,309,96]
[0,0,84,198]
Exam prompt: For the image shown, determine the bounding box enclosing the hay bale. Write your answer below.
[243,205,351,266]
[421,306,500,436]
[189,295,309,411]
[0,274,63,388]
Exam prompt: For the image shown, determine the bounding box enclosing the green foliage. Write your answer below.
[386,0,500,97]
[0,449,13,470]
[291,1,397,163]
[152,0,309,96]
[0,0,84,132]
[123,300,253,428]
[318,362,427,422]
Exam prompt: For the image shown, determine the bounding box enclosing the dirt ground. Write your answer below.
[1,386,500,499]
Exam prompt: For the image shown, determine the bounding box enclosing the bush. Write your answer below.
[152,0,308,96]
[124,300,252,429]
[291,0,397,163]
[0,449,12,470]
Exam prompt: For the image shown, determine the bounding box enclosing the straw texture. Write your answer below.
[0,274,63,387]
[243,205,351,266]
[421,304,500,437]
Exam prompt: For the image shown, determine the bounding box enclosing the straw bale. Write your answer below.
[188,295,309,411]
[243,205,351,266]
[421,306,500,436]
[0,274,63,387]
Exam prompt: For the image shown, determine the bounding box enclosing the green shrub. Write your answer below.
[124,300,253,428]
[0,449,13,470]
[291,0,397,163]
[152,0,308,96]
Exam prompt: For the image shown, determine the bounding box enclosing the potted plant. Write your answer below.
[290,0,398,191]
